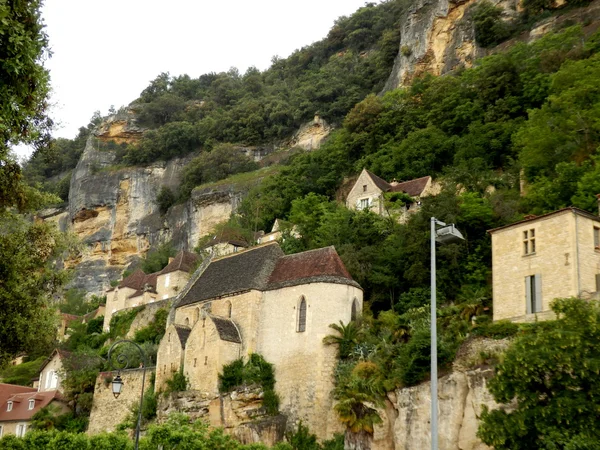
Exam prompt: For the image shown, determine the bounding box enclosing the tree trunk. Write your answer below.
[345,429,373,450]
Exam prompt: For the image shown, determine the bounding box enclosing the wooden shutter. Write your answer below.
[525,276,532,314]
[596,274,600,293]
[534,274,542,313]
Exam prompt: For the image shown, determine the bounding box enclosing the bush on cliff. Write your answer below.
[478,298,600,449]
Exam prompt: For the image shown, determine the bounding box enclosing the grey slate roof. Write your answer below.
[173,325,192,348]
[177,243,284,307]
[210,316,242,343]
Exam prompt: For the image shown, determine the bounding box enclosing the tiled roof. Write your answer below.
[173,324,191,348]
[60,313,80,323]
[0,390,62,422]
[119,269,147,290]
[488,207,600,234]
[0,384,36,408]
[177,243,284,307]
[365,169,392,192]
[390,176,431,197]
[160,251,199,275]
[210,317,241,343]
[266,246,360,290]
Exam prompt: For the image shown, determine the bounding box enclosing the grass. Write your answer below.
[192,165,282,191]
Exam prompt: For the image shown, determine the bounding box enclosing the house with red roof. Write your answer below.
[103,250,199,331]
[155,242,362,440]
[346,168,440,221]
[0,384,68,438]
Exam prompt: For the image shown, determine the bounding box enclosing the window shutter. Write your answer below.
[534,274,542,313]
[596,273,600,292]
[525,276,532,314]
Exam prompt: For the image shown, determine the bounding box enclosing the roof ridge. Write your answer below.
[211,241,279,262]
[488,207,600,233]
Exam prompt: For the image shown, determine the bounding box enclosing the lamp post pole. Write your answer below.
[430,217,438,450]
[430,217,465,450]
[107,339,148,450]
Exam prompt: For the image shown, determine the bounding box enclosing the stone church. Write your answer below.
[155,242,363,439]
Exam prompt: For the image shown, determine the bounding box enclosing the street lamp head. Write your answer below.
[435,224,464,244]
[112,374,123,399]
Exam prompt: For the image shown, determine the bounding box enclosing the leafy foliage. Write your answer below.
[471,1,512,48]
[164,369,189,394]
[219,354,279,415]
[134,309,169,344]
[109,307,143,340]
[140,242,176,274]
[0,356,47,386]
[0,215,74,366]
[478,298,600,449]
[58,289,105,316]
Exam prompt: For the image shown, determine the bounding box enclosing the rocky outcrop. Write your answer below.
[288,115,332,151]
[65,131,250,296]
[371,338,509,450]
[158,386,287,446]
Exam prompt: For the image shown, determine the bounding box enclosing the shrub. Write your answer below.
[134,309,168,344]
[109,307,143,339]
[471,1,512,48]
[164,369,188,394]
[472,317,519,339]
[156,186,176,215]
[286,422,320,450]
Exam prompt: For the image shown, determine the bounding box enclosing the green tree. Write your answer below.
[0,215,73,366]
[478,298,600,449]
[0,0,52,210]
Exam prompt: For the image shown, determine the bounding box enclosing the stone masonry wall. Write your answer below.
[257,283,363,440]
[88,367,155,435]
[491,211,578,321]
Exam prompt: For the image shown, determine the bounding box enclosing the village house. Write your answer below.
[35,349,70,393]
[103,250,199,331]
[0,383,67,438]
[489,206,600,322]
[200,236,249,257]
[346,169,440,220]
[256,219,300,244]
[155,242,362,440]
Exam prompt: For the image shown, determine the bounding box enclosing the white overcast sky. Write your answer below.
[24,0,378,160]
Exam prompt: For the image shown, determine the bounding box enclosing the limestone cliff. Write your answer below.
[61,120,249,296]
[369,338,509,450]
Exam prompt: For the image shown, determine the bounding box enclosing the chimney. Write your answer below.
[168,257,175,264]
[390,178,399,187]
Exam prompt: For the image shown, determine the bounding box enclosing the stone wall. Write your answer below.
[491,210,600,322]
[88,367,155,435]
[126,300,171,340]
[157,386,287,447]
[257,283,363,440]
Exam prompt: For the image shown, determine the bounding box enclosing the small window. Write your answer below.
[297,297,307,332]
[194,358,197,367]
[204,356,208,365]
[16,423,26,437]
[165,274,171,288]
[362,184,367,192]
[0,425,3,438]
[351,298,359,321]
[523,229,536,255]
[359,198,369,210]
[596,273,600,293]
[6,401,12,412]
[28,399,34,410]
[184,317,190,327]
[225,300,232,318]
[594,227,600,249]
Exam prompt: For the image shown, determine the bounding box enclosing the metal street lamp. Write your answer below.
[107,340,148,450]
[430,217,464,450]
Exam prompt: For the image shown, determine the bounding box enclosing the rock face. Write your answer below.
[383,0,520,91]
[371,338,509,450]
[158,386,287,446]
[65,126,249,296]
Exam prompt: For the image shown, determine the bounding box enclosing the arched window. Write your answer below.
[351,298,359,321]
[297,297,307,332]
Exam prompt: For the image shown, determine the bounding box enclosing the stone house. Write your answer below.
[155,242,362,439]
[256,219,300,244]
[36,349,70,393]
[103,250,198,331]
[489,207,600,322]
[0,384,67,438]
[346,169,440,220]
[200,237,249,258]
